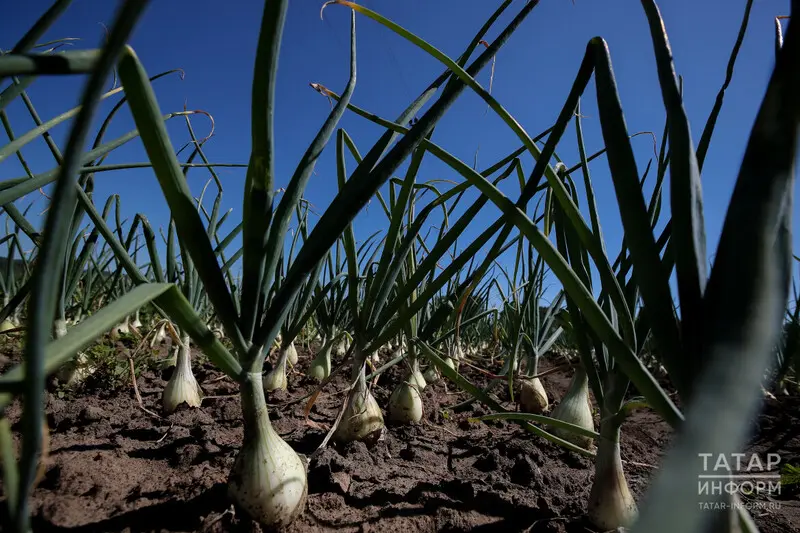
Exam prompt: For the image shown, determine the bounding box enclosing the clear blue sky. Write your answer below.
[1,0,796,304]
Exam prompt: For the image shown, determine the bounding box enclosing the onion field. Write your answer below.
[0,0,799,532]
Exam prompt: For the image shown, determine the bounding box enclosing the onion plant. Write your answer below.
[518,253,565,415]
[545,137,673,527]
[490,245,565,405]
[265,202,337,391]
[307,245,350,381]
[402,268,496,386]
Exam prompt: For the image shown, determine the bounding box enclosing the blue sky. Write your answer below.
[1,0,796,305]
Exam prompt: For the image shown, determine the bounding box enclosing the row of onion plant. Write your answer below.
[314,1,797,532]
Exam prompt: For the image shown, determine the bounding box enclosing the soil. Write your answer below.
[0,339,798,532]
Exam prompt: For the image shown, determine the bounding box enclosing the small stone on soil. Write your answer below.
[330,471,351,494]
[79,405,105,422]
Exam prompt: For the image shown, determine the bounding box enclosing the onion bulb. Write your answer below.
[451,342,464,367]
[334,335,348,357]
[55,352,95,387]
[228,372,307,528]
[286,341,298,366]
[131,309,142,330]
[264,358,288,392]
[550,367,594,449]
[333,360,384,444]
[408,367,426,390]
[388,379,423,424]
[0,296,17,332]
[162,335,203,413]
[212,323,227,340]
[110,315,131,339]
[54,319,95,386]
[588,424,637,529]
[150,322,168,347]
[455,344,465,360]
[54,319,68,339]
[264,342,295,392]
[422,365,440,384]
[519,376,549,414]
[308,337,333,381]
[404,345,426,390]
